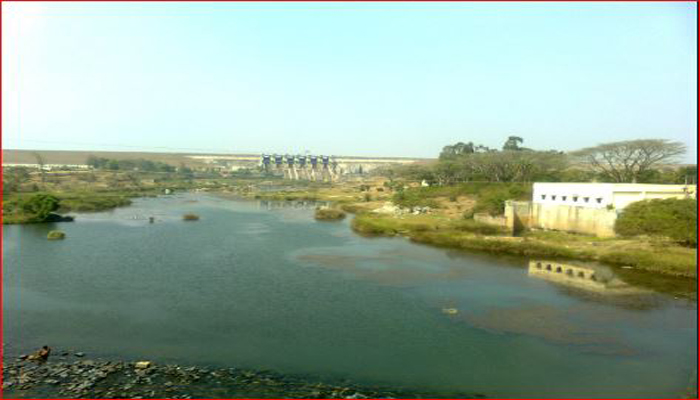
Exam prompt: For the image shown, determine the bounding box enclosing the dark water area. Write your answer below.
[3,194,697,398]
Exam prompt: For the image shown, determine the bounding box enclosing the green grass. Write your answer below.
[350,214,443,236]
[409,231,589,259]
[600,250,696,278]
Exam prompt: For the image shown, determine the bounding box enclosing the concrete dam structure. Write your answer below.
[186,154,424,181]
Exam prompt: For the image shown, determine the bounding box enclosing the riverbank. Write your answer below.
[348,212,696,297]
[2,355,483,399]
[2,191,141,224]
[232,183,698,286]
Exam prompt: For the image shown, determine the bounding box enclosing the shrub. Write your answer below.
[47,230,66,240]
[21,194,61,222]
[315,208,346,221]
[615,198,697,246]
[183,213,200,221]
[472,184,530,216]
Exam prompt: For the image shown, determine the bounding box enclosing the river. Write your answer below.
[3,194,697,398]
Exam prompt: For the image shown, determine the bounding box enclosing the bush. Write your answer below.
[21,194,61,222]
[615,198,697,246]
[315,208,346,221]
[183,213,200,221]
[47,230,66,240]
[472,185,529,216]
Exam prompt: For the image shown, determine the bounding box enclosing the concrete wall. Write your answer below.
[504,200,618,237]
[533,182,696,210]
[507,183,698,237]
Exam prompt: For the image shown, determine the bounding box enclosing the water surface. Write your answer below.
[3,194,696,398]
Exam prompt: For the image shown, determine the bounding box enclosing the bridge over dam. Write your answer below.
[185,154,428,181]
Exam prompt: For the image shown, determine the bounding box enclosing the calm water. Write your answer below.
[3,194,697,398]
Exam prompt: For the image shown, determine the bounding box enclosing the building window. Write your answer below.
[584,197,590,203]
[551,195,557,200]
[541,195,546,200]
[596,198,603,204]
[562,196,567,201]
[573,196,578,202]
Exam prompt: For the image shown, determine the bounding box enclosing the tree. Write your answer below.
[439,142,475,160]
[32,152,46,184]
[3,167,31,193]
[572,139,686,183]
[21,194,61,222]
[502,136,524,151]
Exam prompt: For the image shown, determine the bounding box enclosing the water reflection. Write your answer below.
[528,260,645,294]
[258,200,331,210]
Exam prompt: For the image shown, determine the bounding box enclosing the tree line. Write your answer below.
[86,156,177,173]
[383,137,693,185]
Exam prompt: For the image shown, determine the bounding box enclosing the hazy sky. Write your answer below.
[2,2,697,161]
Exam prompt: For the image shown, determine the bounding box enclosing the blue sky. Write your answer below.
[2,2,697,161]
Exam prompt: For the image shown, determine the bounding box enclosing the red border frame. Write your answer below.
[0,2,697,400]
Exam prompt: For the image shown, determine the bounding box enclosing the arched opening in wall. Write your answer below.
[546,264,552,271]
[590,274,597,281]
[556,266,563,273]
[536,262,542,269]
[577,271,585,278]
[566,269,573,276]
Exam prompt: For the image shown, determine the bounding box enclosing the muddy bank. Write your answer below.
[2,354,485,399]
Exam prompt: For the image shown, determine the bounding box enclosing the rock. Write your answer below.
[134,361,152,369]
[74,352,85,357]
[442,308,458,315]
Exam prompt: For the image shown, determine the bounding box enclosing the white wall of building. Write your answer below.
[533,183,696,210]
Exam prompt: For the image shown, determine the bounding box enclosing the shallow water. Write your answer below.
[3,194,697,398]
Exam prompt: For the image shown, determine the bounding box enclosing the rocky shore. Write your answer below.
[3,353,485,399]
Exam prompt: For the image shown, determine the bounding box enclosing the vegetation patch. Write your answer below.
[183,213,200,221]
[315,208,346,221]
[615,198,697,246]
[451,220,509,235]
[351,214,444,236]
[600,249,696,278]
[47,230,66,240]
[409,232,587,260]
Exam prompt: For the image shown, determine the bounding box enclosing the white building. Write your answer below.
[532,182,696,210]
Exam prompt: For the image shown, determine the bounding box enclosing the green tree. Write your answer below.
[21,194,61,222]
[502,136,524,151]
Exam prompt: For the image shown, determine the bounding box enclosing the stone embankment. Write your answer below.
[3,352,484,399]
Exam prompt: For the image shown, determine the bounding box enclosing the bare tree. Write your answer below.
[572,139,686,183]
[32,152,46,184]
